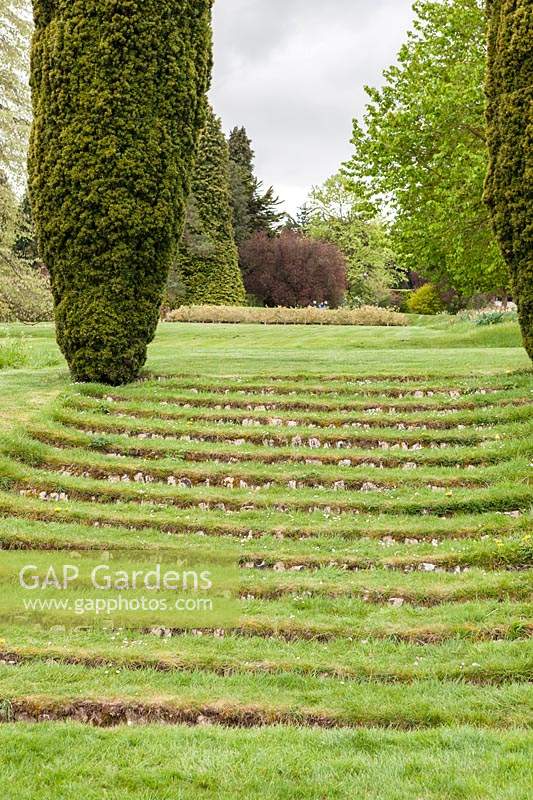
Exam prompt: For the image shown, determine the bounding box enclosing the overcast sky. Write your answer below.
[210,0,415,216]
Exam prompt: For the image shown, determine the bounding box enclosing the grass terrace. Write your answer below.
[0,316,531,798]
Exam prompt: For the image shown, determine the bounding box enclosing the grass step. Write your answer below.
[123,372,532,397]
[80,381,533,413]
[52,406,531,448]
[9,433,530,489]
[64,393,533,431]
[26,419,532,466]
[2,627,531,684]
[1,494,529,544]
[0,661,531,728]
[6,460,531,516]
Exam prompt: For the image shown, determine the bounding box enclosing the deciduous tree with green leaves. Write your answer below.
[0,0,31,188]
[307,175,403,307]
[484,0,532,359]
[0,169,51,322]
[345,0,507,298]
[29,1,213,384]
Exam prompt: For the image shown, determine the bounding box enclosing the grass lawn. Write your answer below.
[0,315,531,799]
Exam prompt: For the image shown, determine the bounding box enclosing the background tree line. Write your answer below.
[0,0,530,364]
[342,0,507,305]
[0,0,50,321]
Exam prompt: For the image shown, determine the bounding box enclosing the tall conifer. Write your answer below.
[485,0,532,358]
[29,1,213,383]
[176,108,245,306]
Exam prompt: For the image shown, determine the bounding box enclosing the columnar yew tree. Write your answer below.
[177,107,246,306]
[485,0,532,359]
[29,1,213,384]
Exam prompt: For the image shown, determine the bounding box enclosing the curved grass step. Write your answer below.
[227,597,533,642]
[51,406,531,449]
[64,393,533,432]
[142,369,532,387]
[127,372,532,397]
[1,661,531,728]
[26,419,531,467]
[3,627,531,684]
[8,433,529,491]
[1,494,529,544]
[141,620,532,645]
[2,532,531,587]
[6,460,531,516]
[83,381,533,413]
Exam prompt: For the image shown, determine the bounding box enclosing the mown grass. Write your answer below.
[0,724,531,800]
[0,319,531,798]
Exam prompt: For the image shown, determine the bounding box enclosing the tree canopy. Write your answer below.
[0,0,31,188]
[306,175,402,307]
[242,230,347,309]
[345,0,507,297]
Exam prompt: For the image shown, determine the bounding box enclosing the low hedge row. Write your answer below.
[163,305,407,326]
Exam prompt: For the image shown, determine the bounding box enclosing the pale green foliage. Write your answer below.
[0,172,52,322]
[346,0,507,296]
[0,0,31,187]
[0,169,16,245]
[407,284,445,315]
[307,175,403,307]
[0,1,47,323]
[0,253,52,322]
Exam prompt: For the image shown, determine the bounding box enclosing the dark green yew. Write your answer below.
[178,107,246,306]
[485,0,532,359]
[29,1,213,383]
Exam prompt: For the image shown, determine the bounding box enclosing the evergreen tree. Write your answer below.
[174,108,245,306]
[0,170,51,322]
[228,158,253,246]
[485,0,532,359]
[295,203,314,233]
[228,128,256,205]
[29,1,213,384]
[251,183,286,236]
[0,0,31,187]
[0,168,16,246]
[228,126,284,243]
[12,191,39,268]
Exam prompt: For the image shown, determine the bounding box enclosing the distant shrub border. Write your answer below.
[163,305,407,326]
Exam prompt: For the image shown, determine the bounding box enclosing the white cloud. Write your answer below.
[211,0,415,215]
